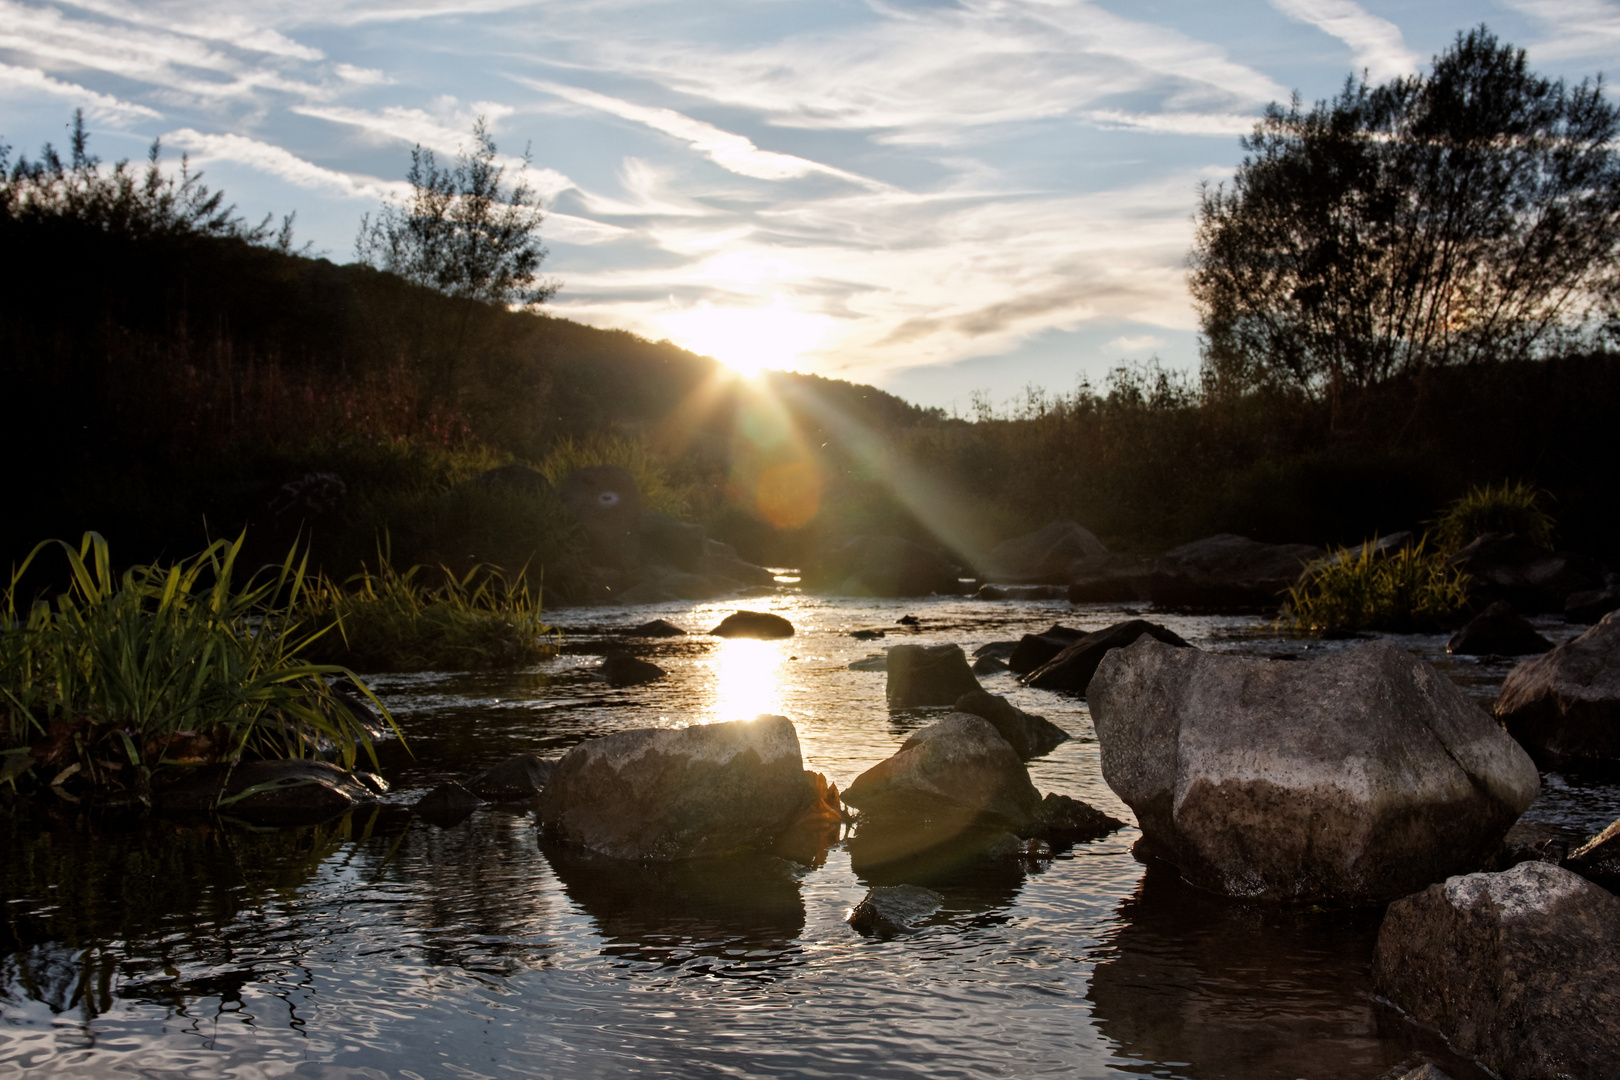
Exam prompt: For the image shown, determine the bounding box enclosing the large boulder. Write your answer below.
[1007,624,1086,674]
[535,715,816,860]
[951,690,1069,758]
[885,644,982,708]
[1148,534,1321,609]
[1022,619,1191,693]
[1496,612,1620,769]
[842,714,1042,833]
[817,535,962,597]
[1090,639,1540,903]
[1451,533,1602,614]
[1445,601,1553,656]
[1067,553,1156,604]
[559,465,643,571]
[1374,861,1620,1080]
[978,521,1108,584]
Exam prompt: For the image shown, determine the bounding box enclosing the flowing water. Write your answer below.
[1,592,1611,1079]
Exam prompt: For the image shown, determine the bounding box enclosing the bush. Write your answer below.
[298,554,557,673]
[1280,538,1471,632]
[1432,481,1556,553]
[0,534,391,800]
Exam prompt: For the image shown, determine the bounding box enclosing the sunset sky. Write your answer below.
[4,1,1618,409]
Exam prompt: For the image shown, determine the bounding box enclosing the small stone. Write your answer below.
[598,650,666,687]
[413,781,481,826]
[467,753,555,802]
[625,619,686,637]
[846,884,944,936]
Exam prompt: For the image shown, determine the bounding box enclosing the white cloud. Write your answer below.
[1506,0,1620,61]
[1086,109,1258,136]
[1269,0,1419,81]
[163,128,406,200]
[0,61,161,123]
[1106,334,1167,353]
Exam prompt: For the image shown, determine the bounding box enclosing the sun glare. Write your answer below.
[660,299,830,377]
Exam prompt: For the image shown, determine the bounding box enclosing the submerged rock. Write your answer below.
[951,690,1069,759]
[597,650,667,687]
[1374,861,1620,1080]
[1496,612,1620,769]
[709,610,795,639]
[842,714,1041,833]
[535,715,816,861]
[413,781,482,826]
[846,884,944,937]
[885,644,981,708]
[1446,601,1553,656]
[466,753,555,803]
[1089,639,1540,904]
[1022,619,1190,693]
[154,759,379,825]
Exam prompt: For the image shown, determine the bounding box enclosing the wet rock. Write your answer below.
[849,652,889,672]
[973,583,1068,600]
[951,690,1069,758]
[971,655,1008,676]
[560,465,643,571]
[709,610,795,639]
[1374,861,1620,1080]
[1018,792,1127,846]
[1149,534,1322,609]
[972,641,1018,661]
[154,759,379,825]
[850,628,885,640]
[535,715,816,860]
[1446,601,1553,656]
[1007,624,1086,675]
[817,536,962,597]
[1566,586,1620,624]
[1022,619,1191,693]
[1090,639,1540,904]
[597,649,667,687]
[467,753,555,803]
[1394,1066,1454,1080]
[413,781,482,826]
[1496,612,1620,769]
[885,644,981,707]
[843,714,1042,833]
[1451,533,1602,614]
[1566,818,1620,892]
[624,619,686,637]
[979,521,1108,585]
[846,884,944,937]
[896,614,921,626]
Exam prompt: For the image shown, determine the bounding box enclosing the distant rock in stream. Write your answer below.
[1022,619,1190,693]
[710,610,795,639]
[843,714,1041,835]
[1496,611,1620,769]
[885,644,981,707]
[1446,601,1553,656]
[467,753,555,803]
[597,649,667,687]
[624,619,687,637]
[951,690,1069,759]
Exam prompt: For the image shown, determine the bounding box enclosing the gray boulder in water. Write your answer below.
[1445,601,1553,656]
[1089,638,1539,904]
[842,714,1042,833]
[978,521,1108,584]
[846,884,944,937]
[885,643,981,708]
[1374,861,1620,1080]
[951,690,1069,759]
[535,715,816,860]
[1496,611,1620,769]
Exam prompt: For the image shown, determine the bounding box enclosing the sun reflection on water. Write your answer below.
[709,638,788,722]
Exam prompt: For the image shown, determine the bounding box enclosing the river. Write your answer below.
[2,590,1612,1079]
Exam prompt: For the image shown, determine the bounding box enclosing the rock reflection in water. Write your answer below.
[1088,865,1493,1080]
[541,842,807,975]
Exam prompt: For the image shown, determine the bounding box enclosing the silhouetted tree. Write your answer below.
[356,117,557,308]
[1191,27,1620,402]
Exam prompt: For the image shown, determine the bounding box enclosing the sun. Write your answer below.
[659,298,830,377]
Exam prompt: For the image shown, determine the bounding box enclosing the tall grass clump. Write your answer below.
[1,533,392,800]
[298,553,557,673]
[1432,481,1556,553]
[1280,537,1472,632]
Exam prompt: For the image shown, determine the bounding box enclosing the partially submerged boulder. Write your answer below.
[709,610,795,639]
[413,781,481,826]
[1451,533,1603,614]
[1374,861,1620,1080]
[1018,793,1126,846]
[842,714,1042,833]
[847,884,944,937]
[979,521,1108,584]
[1496,612,1620,769]
[155,759,380,825]
[1446,601,1553,656]
[535,715,816,860]
[466,753,554,803]
[624,619,687,637]
[1149,534,1321,609]
[951,690,1069,758]
[597,650,667,687]
[1090,639,1540,903]
[1022,619,1191,693]
[885,644,981,708]
[1007,624,1086,675]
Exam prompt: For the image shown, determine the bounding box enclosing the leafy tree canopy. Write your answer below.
[1191,26,1620,399]
[356,117,557,308]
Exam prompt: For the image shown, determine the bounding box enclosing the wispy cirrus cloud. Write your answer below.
[1506,0,1620,61]
[164,127,403,200]
[1268,0,1419,81]
[0,61,161,123]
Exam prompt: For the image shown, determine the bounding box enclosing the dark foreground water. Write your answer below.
[2,593,1611,1079]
